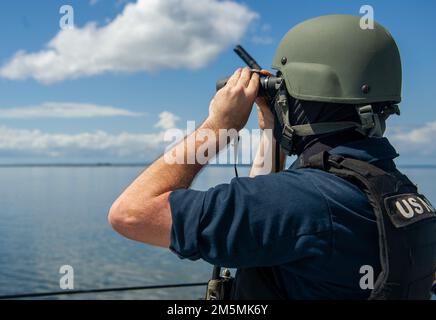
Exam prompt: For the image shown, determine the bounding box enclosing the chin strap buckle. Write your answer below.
[357,105,376,130]
[357,105,384,137]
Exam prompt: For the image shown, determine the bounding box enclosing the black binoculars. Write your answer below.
[216,71,283,100]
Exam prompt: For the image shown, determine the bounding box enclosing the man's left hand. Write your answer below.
[206,67,259,131]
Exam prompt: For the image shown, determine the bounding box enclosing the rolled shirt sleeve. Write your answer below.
[169,170,333,268]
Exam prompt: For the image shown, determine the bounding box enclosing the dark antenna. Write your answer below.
[233,45,262,70]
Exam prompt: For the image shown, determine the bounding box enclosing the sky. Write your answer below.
[0,0,435,164]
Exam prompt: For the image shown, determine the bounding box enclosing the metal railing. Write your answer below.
[0,282,207,299]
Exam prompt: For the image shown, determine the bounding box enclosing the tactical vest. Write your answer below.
[229,151,436,300]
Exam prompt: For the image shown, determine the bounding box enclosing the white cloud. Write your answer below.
[0,0,257,84]
[0,126,166,159]
[0,111,181,160]
[0,102,142,119]
[389,122,436,146]
[388,122,436,162]
[0,125,261,164]
[154,111,179,130]
[251,35,274,45]
[249,22,273,45]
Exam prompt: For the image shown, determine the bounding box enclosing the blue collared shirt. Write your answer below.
[169,137,399,299]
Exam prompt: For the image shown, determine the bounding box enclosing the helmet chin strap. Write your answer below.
[272,86,399,156]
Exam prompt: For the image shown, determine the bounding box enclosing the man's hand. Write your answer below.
[206,67,259,131]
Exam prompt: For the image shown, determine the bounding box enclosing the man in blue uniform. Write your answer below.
[109,15,436,299]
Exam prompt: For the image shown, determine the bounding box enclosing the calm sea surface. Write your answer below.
[0,166,434,299]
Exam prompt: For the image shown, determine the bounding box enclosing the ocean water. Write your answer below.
[0,165,434,300]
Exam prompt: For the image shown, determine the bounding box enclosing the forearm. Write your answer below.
[109,120,225,246]
[116,120,222,206]
[250,129,286,177]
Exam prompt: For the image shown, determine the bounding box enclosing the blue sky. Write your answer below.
[0,0,435,164]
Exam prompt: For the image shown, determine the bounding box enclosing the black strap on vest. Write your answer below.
[302,151,436,299]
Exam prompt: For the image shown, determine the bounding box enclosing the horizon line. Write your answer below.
[0,163,436,169]
[0,163,252,168]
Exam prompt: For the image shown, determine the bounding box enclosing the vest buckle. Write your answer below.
[328,154,345,168]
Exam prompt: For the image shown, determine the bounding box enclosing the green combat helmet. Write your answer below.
[272,14,401,103]
[270,15,402,153]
